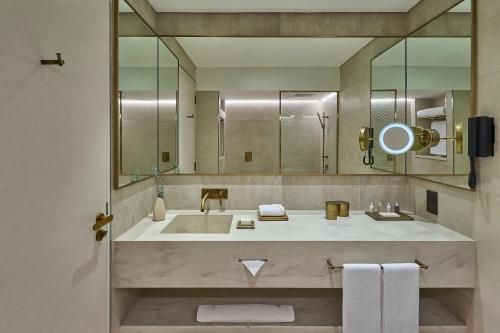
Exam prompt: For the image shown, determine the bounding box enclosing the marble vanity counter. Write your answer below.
[115,210,473,242]
[114,210,475,289]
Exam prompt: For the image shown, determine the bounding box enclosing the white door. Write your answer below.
[0,1,110,333]
[178,68,196,173]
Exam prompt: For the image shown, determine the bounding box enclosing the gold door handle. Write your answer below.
[93,213,113,231]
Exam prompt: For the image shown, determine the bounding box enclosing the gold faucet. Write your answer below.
[200,188,228,212]
[201,191,210,212]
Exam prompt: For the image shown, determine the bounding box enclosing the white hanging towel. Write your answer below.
[240,259,266,277]
[197,304,295,323]
[381,263,420,333]
[342,264,382,333]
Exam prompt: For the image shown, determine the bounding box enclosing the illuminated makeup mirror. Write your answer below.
[379,123,415,155]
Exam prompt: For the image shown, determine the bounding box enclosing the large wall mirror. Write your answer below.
[114,0,475,190]
[114,0,179,188]
[369,0,474,188]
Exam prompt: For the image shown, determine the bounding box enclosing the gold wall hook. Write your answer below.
[41,52,65,66]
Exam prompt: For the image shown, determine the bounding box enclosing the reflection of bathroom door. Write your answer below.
[0,0,110,332]
[179,69,196,173]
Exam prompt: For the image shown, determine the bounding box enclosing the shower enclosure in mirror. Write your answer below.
[114,0,179,188]
[280,92,338,174]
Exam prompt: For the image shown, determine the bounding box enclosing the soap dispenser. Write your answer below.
[153,194,166,222]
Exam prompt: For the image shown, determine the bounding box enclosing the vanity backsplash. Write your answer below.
[160,175,409,211]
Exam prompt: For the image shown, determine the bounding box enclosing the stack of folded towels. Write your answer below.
[258,204,286,217]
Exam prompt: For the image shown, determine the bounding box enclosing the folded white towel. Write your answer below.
[416,106,445,118]
[197,304,295,323]
[259,204,285,217]
[240,259,266,277]
[381,263,420,333]
[343,264,382,333]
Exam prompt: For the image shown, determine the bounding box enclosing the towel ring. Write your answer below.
[327,258,428,270]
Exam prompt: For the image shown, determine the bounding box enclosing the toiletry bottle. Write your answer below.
[153,195,166,221]
[394,202,400,214]
[377,201,382,213]
[369,202,375,213]
[386,202,391,212]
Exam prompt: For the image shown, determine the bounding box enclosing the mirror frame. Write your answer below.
[113,0,180,189]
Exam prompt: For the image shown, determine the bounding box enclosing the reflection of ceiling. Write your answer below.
[407,90,447,99]
[373,40,405,66]
[176,37,372,68]
[450,0,471,12]
[119,37,157,67]
[374,38,471,67]
[407,38,471,67]
[119,0,133,12]
[119,37,178,68]
[149,0,419,12]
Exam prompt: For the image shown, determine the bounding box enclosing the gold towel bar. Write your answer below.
[327,258,429,270]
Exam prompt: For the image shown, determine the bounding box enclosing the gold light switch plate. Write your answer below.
[245,151,252,162]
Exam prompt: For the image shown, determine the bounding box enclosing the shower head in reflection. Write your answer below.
[316,113,326,129]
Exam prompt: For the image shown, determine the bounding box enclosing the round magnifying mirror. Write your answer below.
[379,123,415,155]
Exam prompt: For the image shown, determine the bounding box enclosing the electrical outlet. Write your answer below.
[426,190,438,215]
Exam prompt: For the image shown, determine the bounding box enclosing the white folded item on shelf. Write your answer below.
[197,304,295,323]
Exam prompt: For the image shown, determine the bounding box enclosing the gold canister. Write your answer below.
[333,200,350,217]
[325,201,340,220]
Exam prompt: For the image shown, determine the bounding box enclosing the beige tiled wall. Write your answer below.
[161,175,409,211]
[112,177,157,240]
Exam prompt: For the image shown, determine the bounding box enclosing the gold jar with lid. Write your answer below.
[334,200,350,217]
[325,201,340,220]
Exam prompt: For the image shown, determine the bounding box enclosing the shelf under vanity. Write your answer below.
[114,210,475,332]
[119,289,467,333]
